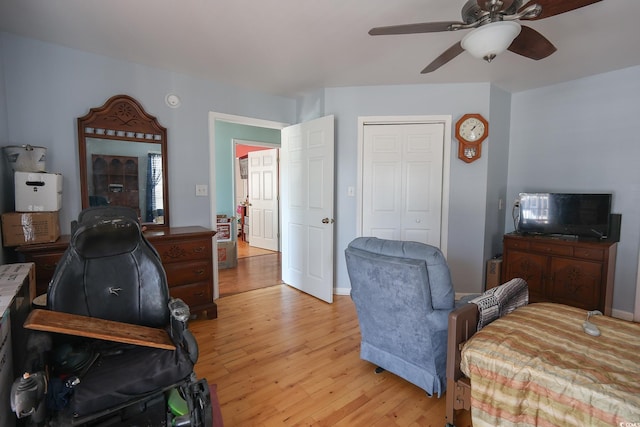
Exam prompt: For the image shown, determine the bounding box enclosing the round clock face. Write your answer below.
[459,117,486,142]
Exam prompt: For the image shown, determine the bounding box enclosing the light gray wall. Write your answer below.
[296,89,325,123]
[483,86,512,278]
[507,65,640,314]
[323,83,497,295]
[0,32,296,234]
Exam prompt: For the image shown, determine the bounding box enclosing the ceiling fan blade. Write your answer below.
[519,0,601,20]
[508,25,557,60]
[421,42,465,74]
[369,21,464,36]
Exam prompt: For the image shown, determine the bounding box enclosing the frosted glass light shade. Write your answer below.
[461,21,522,62]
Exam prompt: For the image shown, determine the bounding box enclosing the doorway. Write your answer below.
[234,142,280,252]
[222,141,281,296]
[209,113,287,298]
[210,112,336,302]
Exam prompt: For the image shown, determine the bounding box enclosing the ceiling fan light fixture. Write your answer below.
[461,21,521,62]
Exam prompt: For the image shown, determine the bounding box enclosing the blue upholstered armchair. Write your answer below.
[345,237,456,397]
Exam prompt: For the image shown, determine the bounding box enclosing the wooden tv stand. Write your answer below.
[16,226,217,319]
[502,233,617,316]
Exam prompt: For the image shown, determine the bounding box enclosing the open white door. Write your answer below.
[280,115,335,303]
[248,148,279,251]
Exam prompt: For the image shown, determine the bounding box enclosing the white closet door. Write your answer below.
[362,122,445,247]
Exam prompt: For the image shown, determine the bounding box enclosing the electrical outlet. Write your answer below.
[195,184,208,196]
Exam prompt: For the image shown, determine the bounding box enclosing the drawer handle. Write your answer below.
[166,246,187,259]
[194,269,205,275]
[43,263,58,270]
[193,247,205,253]
[193,292,205,297]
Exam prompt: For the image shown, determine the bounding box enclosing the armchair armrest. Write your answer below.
[23,309,175,350]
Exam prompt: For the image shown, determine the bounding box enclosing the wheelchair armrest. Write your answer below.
[169,298,191,330]
[23,309,176,350]
[168,298,199,364]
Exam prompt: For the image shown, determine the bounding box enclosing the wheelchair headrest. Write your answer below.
[72,206,140,235]
[72,216,140,259]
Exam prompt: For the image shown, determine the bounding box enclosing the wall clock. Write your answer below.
[455,113,488,163]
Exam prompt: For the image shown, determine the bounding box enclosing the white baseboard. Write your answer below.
[334,287,351,296]
[611,308,633,321]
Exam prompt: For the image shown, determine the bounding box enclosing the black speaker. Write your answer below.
[607,213,621,242]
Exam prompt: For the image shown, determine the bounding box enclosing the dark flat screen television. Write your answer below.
[517,193,612,239]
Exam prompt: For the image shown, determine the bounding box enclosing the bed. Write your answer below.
[446,301,640,427]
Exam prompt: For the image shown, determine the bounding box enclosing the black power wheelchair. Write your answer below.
[10,207,214,426]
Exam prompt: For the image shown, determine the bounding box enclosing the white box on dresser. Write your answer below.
[14,171,62,212]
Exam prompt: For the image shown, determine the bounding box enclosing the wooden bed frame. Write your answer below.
[445,303,479,427]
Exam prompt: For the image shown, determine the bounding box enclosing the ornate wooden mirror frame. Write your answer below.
[77,95,170,229]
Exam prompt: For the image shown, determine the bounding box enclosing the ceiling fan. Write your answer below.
[369,0,602,73]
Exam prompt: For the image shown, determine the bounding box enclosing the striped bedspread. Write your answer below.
[460,303,640,427]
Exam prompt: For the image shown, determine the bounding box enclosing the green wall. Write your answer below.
[214,120,280,217]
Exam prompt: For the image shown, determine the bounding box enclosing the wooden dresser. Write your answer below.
[502,233,617,316]
[16,226,217,319]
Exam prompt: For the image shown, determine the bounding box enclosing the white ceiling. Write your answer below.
[1,0,638,97]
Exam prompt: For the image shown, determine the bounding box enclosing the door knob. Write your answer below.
[321,218,335,224]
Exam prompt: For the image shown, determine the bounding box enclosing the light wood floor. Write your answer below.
[218,239,282,297]
[190,285,472,426]
[237,239,278,258]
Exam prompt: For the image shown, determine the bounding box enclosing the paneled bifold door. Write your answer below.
[362,122,445,248]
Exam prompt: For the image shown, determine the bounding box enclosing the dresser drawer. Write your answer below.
[169,281,212,308]
[30,253,63,277]
[164,260,211,287]
[530,242,573,256]
[504,238,530,251]
[572,247,605,261]
[152,239,211,263]
[26,252,64,295]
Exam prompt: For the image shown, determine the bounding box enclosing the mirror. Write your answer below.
[78,95,169,229]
